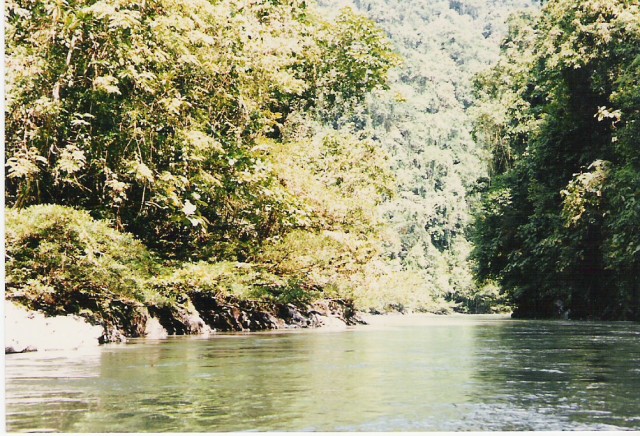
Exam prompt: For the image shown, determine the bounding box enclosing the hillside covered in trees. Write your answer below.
[316,0,537,312]
[5,0,402,332]
[4,0,529,327]
[5,0,639,332]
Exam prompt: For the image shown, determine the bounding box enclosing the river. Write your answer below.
[5,315,640,431]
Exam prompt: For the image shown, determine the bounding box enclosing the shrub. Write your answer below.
[5,204,158,319]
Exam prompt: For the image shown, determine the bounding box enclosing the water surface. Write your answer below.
[5,316,640,431]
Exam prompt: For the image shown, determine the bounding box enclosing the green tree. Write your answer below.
[317,0,535,312]
[6,0,397,261]
[472,0,640,320]
[6,0,406,314]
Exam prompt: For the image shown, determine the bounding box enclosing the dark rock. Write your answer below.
[306,310,324,327]
[94,302,150,340]
[278,304,309,327]
[123,292,367,336]
[6,345,38,354]
[251,311,279,330]
[99,328,127,344]
[147,304,208,335]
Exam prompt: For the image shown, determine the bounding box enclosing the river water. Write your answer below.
[5,315,640,431]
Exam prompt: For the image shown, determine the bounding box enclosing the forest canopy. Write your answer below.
[5,0,397,257]
[316,0,536,312]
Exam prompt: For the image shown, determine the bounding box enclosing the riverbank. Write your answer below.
[5,297,514,354]
[360,312,512,327]
[4,297,362,353]
[4,204,374,353]
[4,301,104,353]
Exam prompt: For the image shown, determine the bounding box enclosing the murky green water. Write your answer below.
[5,316,640,431]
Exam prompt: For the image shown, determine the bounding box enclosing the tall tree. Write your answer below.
[472,0,640,320]
[6,0,397,260]
[5,0,402,309]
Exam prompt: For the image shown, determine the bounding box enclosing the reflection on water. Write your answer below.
[5,317,640,431]
[466,321,640,430]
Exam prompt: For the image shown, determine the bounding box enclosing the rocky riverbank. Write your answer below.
[5,297,364,354]
[4,301,104,353]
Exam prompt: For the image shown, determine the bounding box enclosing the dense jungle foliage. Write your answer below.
[472,0,640,320]
[316,0,536,312]
[5,0,402,314]
[6,0,530,317]
[7,0,637,321]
